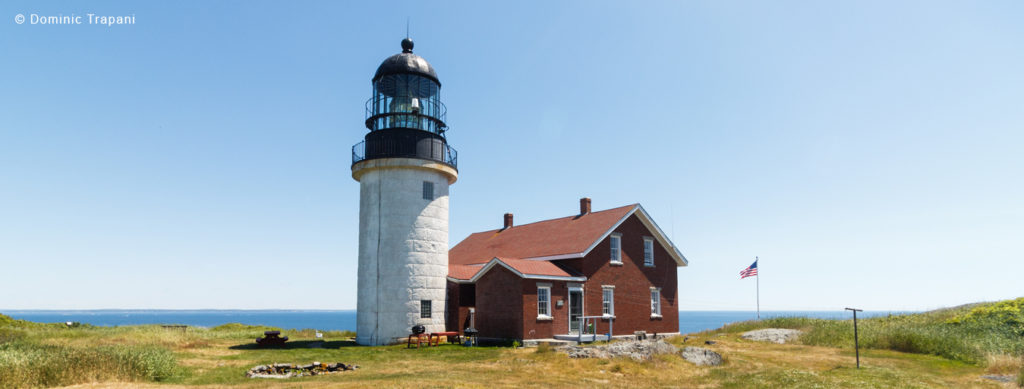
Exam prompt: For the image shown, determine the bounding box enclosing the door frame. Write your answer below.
[567,284,584,334]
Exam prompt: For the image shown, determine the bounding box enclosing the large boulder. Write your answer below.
[681,347,722,366]
[741,329,802,344]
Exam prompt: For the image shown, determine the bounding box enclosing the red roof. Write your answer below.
[449,204,637,265]
[448,264,484,280]
[447,257,584,281]
[495,257,582,278]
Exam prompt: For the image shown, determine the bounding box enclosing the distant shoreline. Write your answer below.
[2,310,914,335]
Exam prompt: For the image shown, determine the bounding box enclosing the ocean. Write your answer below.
[2,310,905,335]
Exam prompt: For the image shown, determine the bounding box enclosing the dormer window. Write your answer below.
[609,233,622,264]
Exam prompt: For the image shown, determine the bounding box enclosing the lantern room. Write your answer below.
[353,38,456,168]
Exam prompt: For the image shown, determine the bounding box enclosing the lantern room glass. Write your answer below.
[366,73,447,135]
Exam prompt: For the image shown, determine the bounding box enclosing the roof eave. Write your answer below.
[466,257,588,283]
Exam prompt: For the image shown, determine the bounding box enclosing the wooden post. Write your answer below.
[845,307,863,368]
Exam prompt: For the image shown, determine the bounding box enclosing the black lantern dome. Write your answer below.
[353,39,457,169]
[373,38,440,85]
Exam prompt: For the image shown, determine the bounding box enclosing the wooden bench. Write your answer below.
[429,331,461,346]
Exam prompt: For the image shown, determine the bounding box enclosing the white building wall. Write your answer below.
[355,165,450,345]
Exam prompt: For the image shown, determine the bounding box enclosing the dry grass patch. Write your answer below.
[985,354,1024,375]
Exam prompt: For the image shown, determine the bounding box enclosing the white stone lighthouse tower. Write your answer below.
[351,38,458,345]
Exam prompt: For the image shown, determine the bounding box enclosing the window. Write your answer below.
[537,286,551,318]
[651,288,662,317]
[422,181,434,200]
[609,234,622,264]
[643,237,654,267]
[602,286,615,317]
[420,300,432,318]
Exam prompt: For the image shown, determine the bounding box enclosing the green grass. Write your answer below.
[3,299,1023,388]
[0,340,182,388]
[712,298,1024,366]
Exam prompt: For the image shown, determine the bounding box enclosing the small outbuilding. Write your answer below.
[445,198,687,341]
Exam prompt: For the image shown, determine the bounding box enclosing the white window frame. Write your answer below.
[650,287,662,318]
[537,284,552,320]
[643,237,655,267]
[609,233,623,265]
[602,285,615,317]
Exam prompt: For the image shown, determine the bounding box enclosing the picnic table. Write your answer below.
[256,330,289,347]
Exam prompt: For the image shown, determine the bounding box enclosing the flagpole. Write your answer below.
[756,256,760,320]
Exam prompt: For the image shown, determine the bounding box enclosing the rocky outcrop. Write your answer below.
[559,339,678,361]
[680,347,723,366]
[741,329,802,344]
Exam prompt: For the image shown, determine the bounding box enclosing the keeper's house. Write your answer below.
[445,198,687,341]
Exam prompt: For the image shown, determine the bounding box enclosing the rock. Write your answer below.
[681,347,723,366]
[559,339,678,360]
[704,340,716,345]
[741,329,802,344]
[981,375,1014,383]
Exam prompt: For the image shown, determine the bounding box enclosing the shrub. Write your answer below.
[0,328,26,344]
[209,323,278,332]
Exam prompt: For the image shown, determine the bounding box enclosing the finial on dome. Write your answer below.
[401,38,414,53]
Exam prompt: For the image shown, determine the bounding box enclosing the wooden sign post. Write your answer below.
[845,307,864,368]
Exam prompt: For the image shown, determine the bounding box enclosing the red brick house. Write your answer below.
[445,198,687,341]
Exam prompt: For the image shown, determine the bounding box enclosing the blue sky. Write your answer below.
[1,1,1021,311]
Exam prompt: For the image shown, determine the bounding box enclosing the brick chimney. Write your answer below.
[580,197,591,215]
[503,213,514,229]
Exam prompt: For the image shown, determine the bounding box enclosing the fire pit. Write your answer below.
[246,362,358,379]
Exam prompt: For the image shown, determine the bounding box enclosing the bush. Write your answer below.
[0,328,26,344]
[209,323,278,332]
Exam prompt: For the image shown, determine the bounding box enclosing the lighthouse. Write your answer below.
[351,38,458,345]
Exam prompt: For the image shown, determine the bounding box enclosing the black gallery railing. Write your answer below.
[352,140,458,169]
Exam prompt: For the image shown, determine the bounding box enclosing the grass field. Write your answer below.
[2,298,1022,388]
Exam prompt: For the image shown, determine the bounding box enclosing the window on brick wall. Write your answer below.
[643,237,655,267]
[602,286,615,317]
[537,286,551,318]
[420,300,432,318]
[610,234,622,264]
[650,288,662,317]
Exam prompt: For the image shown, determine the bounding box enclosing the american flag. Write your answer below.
[740,260,758,279]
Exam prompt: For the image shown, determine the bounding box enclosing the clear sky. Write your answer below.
[1,1,1021,311]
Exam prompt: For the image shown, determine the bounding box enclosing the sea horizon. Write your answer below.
[3,309,912,335]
